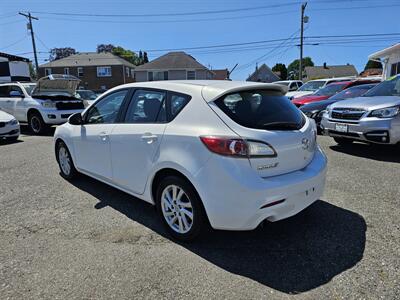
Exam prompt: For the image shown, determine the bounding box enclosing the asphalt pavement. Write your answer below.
[0,129,399,299]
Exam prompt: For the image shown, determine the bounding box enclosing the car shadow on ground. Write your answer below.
[69,174,366,294]
[330,142,400,163]
[20,125,56,137]
[0,139,23,146]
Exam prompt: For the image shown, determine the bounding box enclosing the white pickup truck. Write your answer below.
[0,75,85,134]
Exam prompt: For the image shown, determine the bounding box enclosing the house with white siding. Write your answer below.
[369,43,400,80]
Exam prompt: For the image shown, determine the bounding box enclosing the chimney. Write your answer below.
[323,62,327,69]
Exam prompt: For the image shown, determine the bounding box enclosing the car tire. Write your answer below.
[156,176,207,242]
[56,141,77,180]
[334,137,353,145]
[28,111,48,135]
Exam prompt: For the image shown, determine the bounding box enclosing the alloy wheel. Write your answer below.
[30,116,42,133]
[161,184,194,234]
[58,146,71,176]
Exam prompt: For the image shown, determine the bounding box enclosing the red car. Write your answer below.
[292,79,380,107]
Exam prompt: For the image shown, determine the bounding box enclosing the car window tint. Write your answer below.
[215,90,304,130]
[9,86,23,95]
[125,89,166,123]
[86,89,127,124]
[170,93,190,118]
[0,86,9,97]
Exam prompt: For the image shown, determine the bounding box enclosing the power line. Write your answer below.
[31,3,300,18]
[29,1,400,19]
[0,35,28,50]
[38,10,298,24]
[140,33,400,53]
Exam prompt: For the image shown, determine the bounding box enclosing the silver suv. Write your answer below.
[321,75,400,145]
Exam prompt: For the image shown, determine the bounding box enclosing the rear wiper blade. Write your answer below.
[261,122,300,129]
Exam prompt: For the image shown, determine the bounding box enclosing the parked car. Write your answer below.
[301,83,378,133]
[292,79,380,107]
[286,77,354,100]
[321,74,400,146]
[273,80,303,91]
[0,75,85,134]
[0,109,20,142]
[76,89,98,108]
[54,80,327,241]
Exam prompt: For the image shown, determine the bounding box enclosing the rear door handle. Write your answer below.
[141,133,158,144]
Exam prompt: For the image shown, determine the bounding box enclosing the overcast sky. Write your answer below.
[1,0,400,80]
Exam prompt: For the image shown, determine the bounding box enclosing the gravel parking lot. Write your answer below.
[0,129,399,299]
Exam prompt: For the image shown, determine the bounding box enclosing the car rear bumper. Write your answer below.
[194,147,327,230]
[321,117,400,144]
[41,109,84,125]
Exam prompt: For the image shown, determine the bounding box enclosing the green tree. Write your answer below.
[29,62,37,80]
[112,46,140,65]
[272,63,287,80]
[143,51,149,63]
[287,57,314,79]
[49,47,76,61]
[364,60,382,70]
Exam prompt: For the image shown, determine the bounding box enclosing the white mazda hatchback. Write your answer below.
[54,80,327,241]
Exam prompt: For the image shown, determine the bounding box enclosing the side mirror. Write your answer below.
[68,113,83,125]
[9,91,24,98]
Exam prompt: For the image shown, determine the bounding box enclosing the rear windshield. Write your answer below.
[298,81,324,91]
[214,90,305,130]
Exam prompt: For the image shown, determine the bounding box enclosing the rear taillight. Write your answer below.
[200,136,276,157]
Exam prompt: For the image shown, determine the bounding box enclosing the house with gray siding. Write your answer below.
[134,52,214,82]
[246,64,280,83]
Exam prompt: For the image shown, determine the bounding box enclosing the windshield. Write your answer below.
[215,90,305,130]
[298,81,325,91]
[22,84,36,96]
[363,76,400,97]
[314,83,346,96]
[329,84,377,100]
[76,90,97,100]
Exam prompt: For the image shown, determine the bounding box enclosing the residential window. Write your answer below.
[77,67,84,77]
[187,70,196,80]
[45,68,52,76]
[64,68,69,75]
[97,66,112,77]
[131,69,134,79]
[126,67,130,78]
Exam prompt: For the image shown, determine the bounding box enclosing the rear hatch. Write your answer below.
[207,88,316,177]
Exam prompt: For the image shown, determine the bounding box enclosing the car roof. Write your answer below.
[109,80,287,102]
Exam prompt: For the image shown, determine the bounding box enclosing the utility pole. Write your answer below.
[19,12,39,72]
[299,2,308,81]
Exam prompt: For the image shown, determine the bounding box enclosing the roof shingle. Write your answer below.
[134,52,208,71]
[39,52,136,68]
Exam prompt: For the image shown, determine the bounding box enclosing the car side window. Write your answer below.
[169,93,190,119]
[124,89,166,123]
[9,86,23,96]
[0,86,9,97]
[85,89,128,124]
